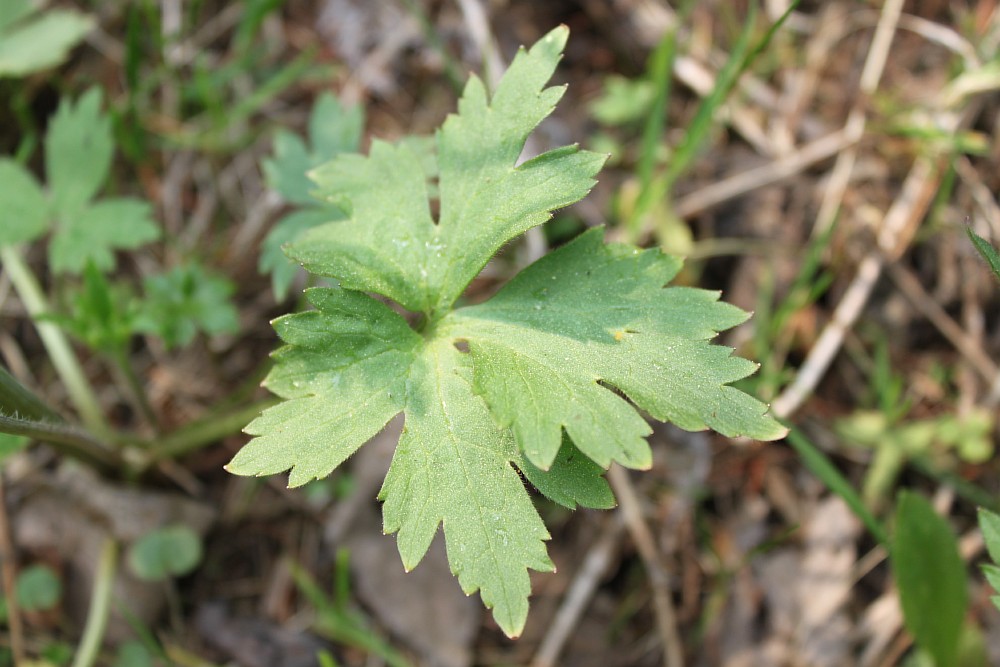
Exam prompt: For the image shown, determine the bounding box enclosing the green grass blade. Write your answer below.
[966,227,1000,284]
[892,490,967,667]
[786,426,889,545]
[626,29,677,239]
[667,0,799,184]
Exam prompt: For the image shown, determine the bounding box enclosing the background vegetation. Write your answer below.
[2,0,1000,665]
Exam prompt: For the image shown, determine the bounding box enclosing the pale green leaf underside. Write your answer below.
[290,25,605,317]
[517,436,616,510]
[0,159,48,245]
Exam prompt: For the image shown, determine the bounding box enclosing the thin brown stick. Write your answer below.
[608,465,684,667]
[530,518,625,667]
[0,474,25,665]
[674,129,852,218]
[811,0,905,240]
[771,154,945,418]
[885,261,1000,384]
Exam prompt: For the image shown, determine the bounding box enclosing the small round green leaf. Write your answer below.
[113,640,154,667]
[16,564,61,612]
[127,525,202,581]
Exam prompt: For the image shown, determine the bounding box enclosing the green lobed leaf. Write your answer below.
[0,8,93,77]
[232,26,783,638]
[263,91,364,205]
[49,198,160,274]
[291,26,606,317]
[264,130,314,204]
[892,490,967,667]
[45,88,113,219]
[0,159,48,245]
[309,92,365,164]
[228,288,417,486]
[448,228,785,470]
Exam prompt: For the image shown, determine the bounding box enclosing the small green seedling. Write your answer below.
[133,263,240,350]
[228,27,784,636]
[127,525,202,581]
[44,261,138,357]
[837,408,992,511]
[0,88,160,274]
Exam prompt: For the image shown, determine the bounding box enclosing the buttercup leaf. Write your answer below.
[232,26,783,637]
[49,198,159,274]
[46,88,113,219]
[0,159,48,246]
[290,26,606,317]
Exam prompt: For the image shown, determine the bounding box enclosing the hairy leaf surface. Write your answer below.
[380,338,553,637]
[228,289,417,486]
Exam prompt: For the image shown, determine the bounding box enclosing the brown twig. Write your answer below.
[811,0,905,240]
[608,465,684,667]
[0,474,25,665]
[674,129,852,219]
[771,153,947,419]
[530,517,625,667]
